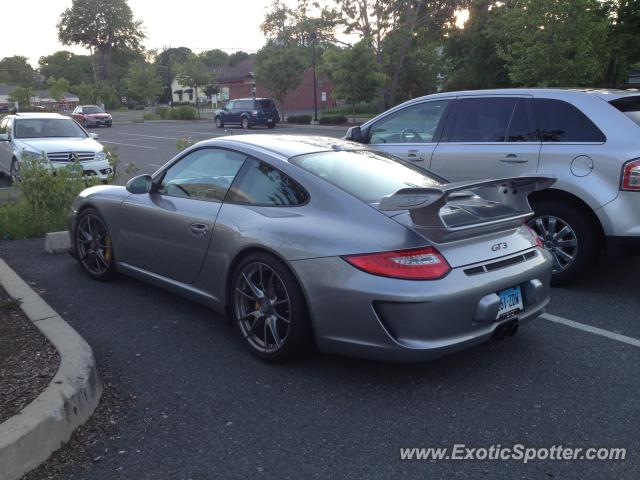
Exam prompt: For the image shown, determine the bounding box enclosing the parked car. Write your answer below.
[69,134,553,362]
[214,98,280,129]
[345,89,640,284]
[0,113,112,183]
[72,105,112,128]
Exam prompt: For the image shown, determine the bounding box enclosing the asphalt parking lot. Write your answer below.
[93,120,348,184]
[1,239,639,478]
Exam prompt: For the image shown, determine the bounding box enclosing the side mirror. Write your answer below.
[89,132,98,140]
[126,174,153,194]
[0,133,8,142]
[345,126,364,143]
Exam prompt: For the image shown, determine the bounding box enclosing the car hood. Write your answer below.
[20,137,102,153]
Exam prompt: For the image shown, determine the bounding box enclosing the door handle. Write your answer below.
[189,223,209,237]
[407,149,424,161]
[500,154,528,164]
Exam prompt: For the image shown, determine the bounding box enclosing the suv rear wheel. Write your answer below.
[527,200,599,286]
[215,116,223,128]
[241,117,250,130]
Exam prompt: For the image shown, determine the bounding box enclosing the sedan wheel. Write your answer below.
[9,158,20,184]
[232,253,311,361]
[75,209,117,280]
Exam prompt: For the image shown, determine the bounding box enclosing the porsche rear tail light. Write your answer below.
[525,225,544,249]
[621,158,640,191]
[343,246,450,280]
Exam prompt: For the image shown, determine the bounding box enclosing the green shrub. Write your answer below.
[319,114,347,125]
[168,106,197,120]
[286,115,312,124]
[0,157,101,240]
[142,112,160,121]
[155,106,170,119]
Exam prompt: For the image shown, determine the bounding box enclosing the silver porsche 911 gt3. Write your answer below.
[69,135,554,362]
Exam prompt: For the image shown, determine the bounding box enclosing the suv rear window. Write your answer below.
[534,99,606,142]
[610,96,640,127]
[290,150,443,204]
[257,99,275,109]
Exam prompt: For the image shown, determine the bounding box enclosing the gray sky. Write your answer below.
[1,0,279,66]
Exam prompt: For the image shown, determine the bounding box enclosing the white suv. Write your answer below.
[346,89,640,284]
[0,113,112,183]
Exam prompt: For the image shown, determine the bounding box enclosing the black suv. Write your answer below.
[214,98,280,129]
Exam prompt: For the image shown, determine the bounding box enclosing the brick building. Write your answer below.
[172,58,336,116]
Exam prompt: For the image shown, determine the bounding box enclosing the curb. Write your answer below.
[0,259,102,480]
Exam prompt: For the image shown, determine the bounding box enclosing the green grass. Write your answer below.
[0,200,68,240]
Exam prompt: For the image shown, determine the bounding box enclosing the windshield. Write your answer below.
[83,106,105,114]
[290,150,444,204]
[14,118,88,139]
[610,96,640,127]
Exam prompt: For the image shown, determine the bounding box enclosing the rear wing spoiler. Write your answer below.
[378,176,556,231]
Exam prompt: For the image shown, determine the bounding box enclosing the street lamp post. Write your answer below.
[311,32,319,124]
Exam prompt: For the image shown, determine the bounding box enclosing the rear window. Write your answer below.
[257,99,275,109]
[290,150,443,204]
[610,96,640,127]
[534,99,606,142]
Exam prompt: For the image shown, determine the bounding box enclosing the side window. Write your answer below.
[0,117,8,134]
[158,148,247,202]
[507,98,538,142]
[448,97,518,142]
[369,100,450,144]
[534,99,606,142]
[227,159,308,206]
[226,101,235,110]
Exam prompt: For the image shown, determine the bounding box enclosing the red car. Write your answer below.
[72,105,112,128]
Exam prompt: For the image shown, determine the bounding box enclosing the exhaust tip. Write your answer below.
[492,319,519,341]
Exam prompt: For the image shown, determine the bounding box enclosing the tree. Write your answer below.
[603,0,640,86]
[94,81,118,109]
[443,1,510,90]
[38,51,93,85]
[8,86,35,110]
[494,0,610,86]
[228,51,251,67]
[321,40,384,122]
[47,77,71,102]
[175,55,214,115]
[254,46,307,120]
[74,83,97,104]
[57,0,145,82]
[199,49,230,68]
[155,47,194,103]
[124,62,163,105]
[261,0,341,47]
[0,56,34,86]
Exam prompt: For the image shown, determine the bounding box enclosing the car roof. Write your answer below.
[404,87,640,103]
[231,98,272,101]
[79,105,101,108]
[13,112,68,119]
[207,134,367,159]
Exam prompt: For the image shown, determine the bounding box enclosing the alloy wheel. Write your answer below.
[527,215,578,273]
[9,159,20,184]
[242,117,249,129]
[234,262,291,354]
[76,213,113,276]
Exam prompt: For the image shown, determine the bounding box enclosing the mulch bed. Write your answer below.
[0,284,60,424]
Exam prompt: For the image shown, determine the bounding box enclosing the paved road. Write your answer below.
[1,238,638,480]
[93,121,348,184]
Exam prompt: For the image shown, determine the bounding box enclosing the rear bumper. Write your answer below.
[290,248,552,362]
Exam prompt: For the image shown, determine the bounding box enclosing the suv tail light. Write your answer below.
[621,158,640,191]
[343,246,450,280]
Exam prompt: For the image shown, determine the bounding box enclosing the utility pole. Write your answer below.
[311,32,319,124]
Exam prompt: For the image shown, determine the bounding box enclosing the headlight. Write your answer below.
[21,150,46,163]
[96,151,107,162]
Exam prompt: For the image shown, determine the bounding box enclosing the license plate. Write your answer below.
[267,118,273,122]
[497,286,523,319]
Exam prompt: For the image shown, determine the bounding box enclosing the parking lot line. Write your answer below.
[116,132,181,140]
[100,140,158,150]
[542,313,640,348]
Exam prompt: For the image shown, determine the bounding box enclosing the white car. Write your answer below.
[0,113,112,183]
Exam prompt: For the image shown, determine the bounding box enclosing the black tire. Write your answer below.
[9,158,20,185]
[231,252,312,362]
[74,208,118,281]
[528,200,600,286]
[215,116,224,128]
[241,116,251,130]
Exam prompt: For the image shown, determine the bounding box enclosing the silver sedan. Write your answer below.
[69,135,554,362]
